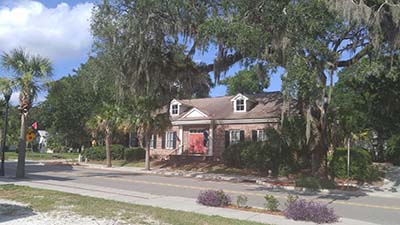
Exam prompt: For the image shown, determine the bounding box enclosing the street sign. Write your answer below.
[26,128,36,142]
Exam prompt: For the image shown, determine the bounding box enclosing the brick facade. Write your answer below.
[150,121,280,159]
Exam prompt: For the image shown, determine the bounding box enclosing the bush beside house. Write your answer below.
[222,128,296,175]
[386,134,400,166]
[82,144,145,161]
[329,147,380,182]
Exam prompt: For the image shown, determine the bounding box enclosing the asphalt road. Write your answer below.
[2,162,400,225]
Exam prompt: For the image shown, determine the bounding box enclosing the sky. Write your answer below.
[0,0,282,105]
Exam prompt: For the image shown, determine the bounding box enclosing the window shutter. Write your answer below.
[161,133,166,149]
[240,130,245,142]
[153,135,157,148]
[225,131,230,148]
[173,132,177,149]
[252,130,257,142]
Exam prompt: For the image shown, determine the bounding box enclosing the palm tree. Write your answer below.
[1,49,52,178]
[86,103,126,167]
[132,97,170,170]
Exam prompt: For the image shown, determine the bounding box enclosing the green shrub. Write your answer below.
[285,194,299,207]
[295,176,336,190]
[236,195,248,208]
[264,194,279,211]
[83,144,125,161]
[124,147,145,161]
[386,134,400,166]
[222,128,294,175]
[329,147,380,182]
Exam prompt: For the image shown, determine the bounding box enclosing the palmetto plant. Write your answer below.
[1,48,52,178]
[86,103,127,167]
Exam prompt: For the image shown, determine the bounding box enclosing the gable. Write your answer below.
[181,108,208,118]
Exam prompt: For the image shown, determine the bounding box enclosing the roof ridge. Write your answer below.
[178,91,281,101]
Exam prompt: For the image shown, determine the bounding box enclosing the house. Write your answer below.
[37,130,48,153]
[148,92,283,160]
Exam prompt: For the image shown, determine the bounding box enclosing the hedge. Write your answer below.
[82,144,145,161]
[329,147,380,182]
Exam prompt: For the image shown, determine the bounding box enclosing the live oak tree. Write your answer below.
[332,56,400,160]
[1,49,52,178]
[91,0,214,169]
[90,0,400,176]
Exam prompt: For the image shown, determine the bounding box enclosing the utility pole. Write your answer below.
[346,137,351,189]
[0,88,12,176]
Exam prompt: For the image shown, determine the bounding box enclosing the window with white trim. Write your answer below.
[257,129,267,142]
[230,130,241,145]
[235,99,245,112]
[150,134,156,149]
[171,104,179,115]
[166,132,174,149]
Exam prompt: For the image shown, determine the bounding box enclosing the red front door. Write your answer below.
[189,133,205,154]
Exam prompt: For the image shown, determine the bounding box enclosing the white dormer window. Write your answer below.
[170,99,182,116]
[236,99,245,111]
[171,104,179,115]
[231,94,249,112]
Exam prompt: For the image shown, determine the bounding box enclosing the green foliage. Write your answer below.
[333,58,400,138]
[295,176,336,190]
[43,57,116,149]
[236,195,248,208]
[82,145,145,162]
[222,128,297,175]
[124,148,146,161]
[386,133,400,166]
[83,144,126,161]
[329,148,380,182]
[285,194,299,208]
[264,195,279,211]
[220,67,269,95]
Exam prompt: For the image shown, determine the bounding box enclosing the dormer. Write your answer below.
[231,94,248,112]
[170,99,182,116]
[231,93,256,112]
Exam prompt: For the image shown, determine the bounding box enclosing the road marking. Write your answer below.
[42,170,400,211]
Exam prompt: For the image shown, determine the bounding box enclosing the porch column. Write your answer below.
[208,124,213,156]
[178,125,183,155]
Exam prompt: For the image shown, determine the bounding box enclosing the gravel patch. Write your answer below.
[0,199,168,225]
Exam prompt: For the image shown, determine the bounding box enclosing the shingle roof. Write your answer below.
[172,92,283,121]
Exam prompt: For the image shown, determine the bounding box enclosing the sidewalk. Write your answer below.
[0,177,379,225]
[77,162,400,199]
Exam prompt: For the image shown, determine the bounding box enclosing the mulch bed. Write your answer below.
[226,205,284,216]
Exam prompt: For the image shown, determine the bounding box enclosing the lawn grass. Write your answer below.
[5,151,79,161]
[0,184,268,225]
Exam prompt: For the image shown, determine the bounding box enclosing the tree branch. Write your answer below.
[197,52,244,74]
[336,44,372,67]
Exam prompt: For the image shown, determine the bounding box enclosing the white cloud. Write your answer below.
[0,0,94,61]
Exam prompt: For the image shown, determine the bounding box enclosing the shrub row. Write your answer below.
[197,190,338,224]
[329,147,380,182]
[82,144,145,161]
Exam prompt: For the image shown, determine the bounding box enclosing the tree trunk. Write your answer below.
[105,124,112,168]
[308,69,330,178]
[16,112,28,178]
[145,134,151,170]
